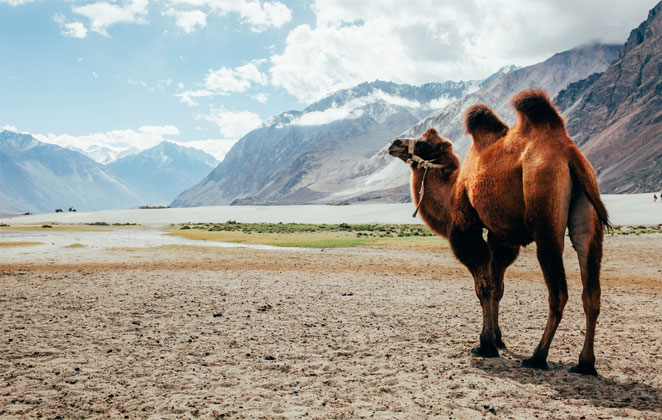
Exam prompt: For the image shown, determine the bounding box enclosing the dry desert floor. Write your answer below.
[1,229,661,419]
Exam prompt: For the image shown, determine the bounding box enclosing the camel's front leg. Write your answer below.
[487,233,520,349]
[450,225,499,357]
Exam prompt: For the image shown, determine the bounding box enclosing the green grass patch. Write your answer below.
[167,222,449,249]
[65,243,86,248]
[610,225,662,235]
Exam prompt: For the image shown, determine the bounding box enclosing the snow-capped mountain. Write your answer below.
[107,141,218,205]
[0,130,142,213]
[0,132,218,213]
[328,43,622,204]
[172,73,514,207]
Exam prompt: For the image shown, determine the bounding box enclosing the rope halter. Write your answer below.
[400,138,446,218]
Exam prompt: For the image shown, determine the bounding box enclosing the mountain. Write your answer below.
[107,141,217,205]
[328,43,622,204]
[0,130,142,213]
[172,75,514,207]
[558,1,662,193]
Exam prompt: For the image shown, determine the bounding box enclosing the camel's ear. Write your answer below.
[465,105,508,145]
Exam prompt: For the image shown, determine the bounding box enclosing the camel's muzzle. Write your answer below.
[388,138,414,159]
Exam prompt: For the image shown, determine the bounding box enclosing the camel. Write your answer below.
[388,89,609,375]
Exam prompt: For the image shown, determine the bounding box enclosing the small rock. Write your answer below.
[264,355,275,361]
[212,312,223,317]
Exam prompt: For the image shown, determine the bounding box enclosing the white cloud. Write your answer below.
[252,93,268,103]
[176,61,267,105]
[54,12,88,39]
[175,89,215,106]
[289,89,425,126]
[139,125,180,136]
[167,0,292,32]
[290,107,362,126]
[0,0,36,5]
[128,79,148,87]
[34,125,181,163]
[269,0,657,103]
[164,8,207,33]
[2,124,19,132]
[204,108,263,138]
[72,0,149,37]
[425,96,453,110]
[204,62,267,93]
[63,22,88,38]
[174,138,238,161]
[92,71,98,78]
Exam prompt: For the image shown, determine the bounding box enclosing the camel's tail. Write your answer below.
[567,147,612,231]
[511,89,564,131]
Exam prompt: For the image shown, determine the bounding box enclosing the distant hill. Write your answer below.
[328,43,622,204]
[107,141,217,205]
[558,1,662,193]
[0,131,218,213]
[172,73,518,207]
[0,130,141,213]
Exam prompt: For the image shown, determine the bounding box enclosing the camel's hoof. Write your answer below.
[521,356,548,370]
[471,345,499,358]
[569,363,598,376]
[495,337,506,349]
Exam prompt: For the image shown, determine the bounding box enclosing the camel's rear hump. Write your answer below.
[464,105,509,146]
[511,89,564,130]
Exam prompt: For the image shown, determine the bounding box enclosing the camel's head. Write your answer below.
[388,128,453,166]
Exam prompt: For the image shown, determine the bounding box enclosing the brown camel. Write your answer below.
[388,89,609,375]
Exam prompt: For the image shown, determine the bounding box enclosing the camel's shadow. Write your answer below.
[470,350,662,413]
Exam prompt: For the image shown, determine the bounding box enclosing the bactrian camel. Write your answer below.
[388,89,609,375]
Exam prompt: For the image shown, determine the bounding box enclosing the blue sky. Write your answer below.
[1,0,657,161]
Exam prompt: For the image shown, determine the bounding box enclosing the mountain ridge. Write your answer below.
[172,71,517,207]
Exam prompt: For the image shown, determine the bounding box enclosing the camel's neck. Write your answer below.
[411,166,458,238]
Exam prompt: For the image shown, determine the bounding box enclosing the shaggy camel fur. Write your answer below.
[388,89,609,375]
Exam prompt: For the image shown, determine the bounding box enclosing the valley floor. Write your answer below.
[1,231,661,419]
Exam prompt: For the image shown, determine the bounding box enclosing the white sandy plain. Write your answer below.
[1,193,660,227]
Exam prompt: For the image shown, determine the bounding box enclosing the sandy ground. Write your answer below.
[2,193,662,226]
[1,230,661,419]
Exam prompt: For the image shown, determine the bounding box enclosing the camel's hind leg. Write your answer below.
[487,232,520,348]
[521,171,571,370]
[521,229,568,370]
[568,192,603,376]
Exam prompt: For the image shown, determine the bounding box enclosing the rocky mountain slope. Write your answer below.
[107,141,217,205]
[0,130,141,213]
[329,43,622,204]
[559,1,662,193]
[172,76,512,207]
